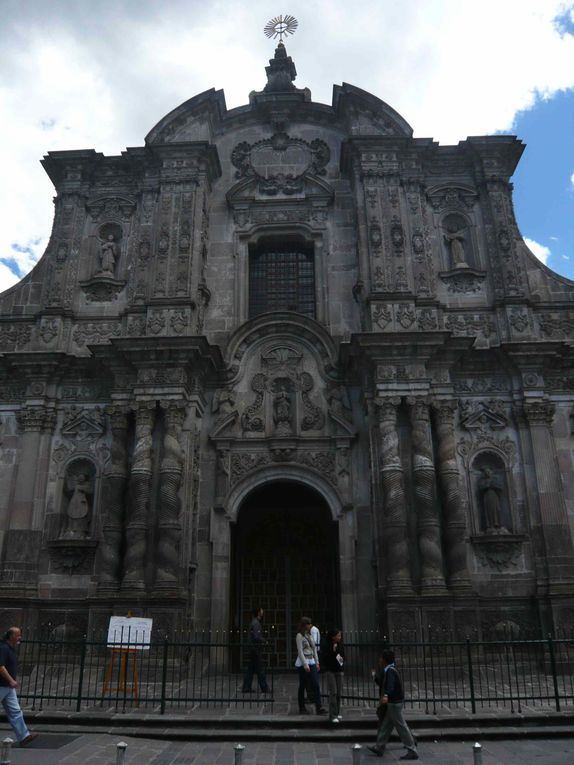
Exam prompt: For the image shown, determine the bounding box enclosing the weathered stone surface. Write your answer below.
[0,43,573,645]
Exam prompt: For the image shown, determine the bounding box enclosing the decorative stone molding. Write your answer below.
[427,185,478,212]
[459,399,507,431]
[471,534,525,571]
[86,196,135,223]
[439,268,486,294]
[523,399,555,426]
[72,322,121,347]
[61,406,106,440]
[48,538,98,574]
[457,433,516,469]
[231,132,330,193]
[80,274,125,303]
[17,406,57,433]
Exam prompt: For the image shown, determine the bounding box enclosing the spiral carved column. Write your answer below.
[377,397,412,594]
[97,405,129,591]
[122,402,155,591]
[407,397,446,591]
[155,401,186,590]
[432,400,470,590]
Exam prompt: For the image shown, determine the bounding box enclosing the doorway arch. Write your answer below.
[231,480,340,668]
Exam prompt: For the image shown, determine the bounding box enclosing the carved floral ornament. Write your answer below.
[231,132,330,195]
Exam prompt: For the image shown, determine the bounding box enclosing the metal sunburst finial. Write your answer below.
[264,14,298,44]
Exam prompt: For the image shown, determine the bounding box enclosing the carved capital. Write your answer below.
[431,399,457,426]
[406,396,430,422]
[107,405,130,432]
[523,399,555,426]
[375,396,401,422]
[17,406,56,433]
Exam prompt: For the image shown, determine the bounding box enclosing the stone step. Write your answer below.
[7,721,574,743]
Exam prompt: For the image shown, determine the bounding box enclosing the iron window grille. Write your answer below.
[249,243,315,319]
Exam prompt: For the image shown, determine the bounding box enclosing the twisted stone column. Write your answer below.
[408,397,446,590]
[524,400,574,584]
[377,397,412,594]
[97,406,129,591]
[432,400,470,590]
[122,402,155,591]
[155,401,186,589]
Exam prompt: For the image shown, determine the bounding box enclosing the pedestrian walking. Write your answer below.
[368,649,418,760]
[0,627,38,747]
[295,617,326,715]
[241,607,270,693]
[320,627,344,724]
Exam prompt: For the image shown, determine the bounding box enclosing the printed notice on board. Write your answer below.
[107,616,153,649]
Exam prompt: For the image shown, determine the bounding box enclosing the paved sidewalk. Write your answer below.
[1,733,572,764]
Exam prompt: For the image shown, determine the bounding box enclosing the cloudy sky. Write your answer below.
[1,0,573,291]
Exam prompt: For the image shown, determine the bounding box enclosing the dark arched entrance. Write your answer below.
[231,481,340,668]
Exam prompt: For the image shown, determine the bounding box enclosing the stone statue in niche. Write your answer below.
[443,215,469,269]
[477,465,510,534]
[273,379,294,436]
[100,234,119,274]
[61,466,95,539]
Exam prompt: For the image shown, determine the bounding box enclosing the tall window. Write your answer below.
[248,239,315,319]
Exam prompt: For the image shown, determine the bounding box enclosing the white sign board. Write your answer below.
[107,616,153,650]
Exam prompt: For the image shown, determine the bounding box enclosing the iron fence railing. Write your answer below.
[13,631,574,714]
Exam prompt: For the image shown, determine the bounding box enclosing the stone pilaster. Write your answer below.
[122,402,155,592]
[524,400,574,587]
[377,397,412,594]
[3,406,56,584]
[97,405,129,592]
[432,400,471,591]
[155,401,186,591]
[407,397,446,591]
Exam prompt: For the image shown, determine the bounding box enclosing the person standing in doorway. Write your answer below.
[295,617,326,715]
[242,607,270,693]
[368,649,418,760]
[0,627,38,747]
[320,627,345,724]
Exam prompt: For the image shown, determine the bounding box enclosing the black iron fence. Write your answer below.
[14,631,574,714]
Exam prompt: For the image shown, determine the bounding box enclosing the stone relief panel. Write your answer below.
[231,132,330,196]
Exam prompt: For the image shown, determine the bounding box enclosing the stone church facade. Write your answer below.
[1,43,574,650]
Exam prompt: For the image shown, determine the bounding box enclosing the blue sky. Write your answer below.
[0,0,573,290]
[510,89,574,279]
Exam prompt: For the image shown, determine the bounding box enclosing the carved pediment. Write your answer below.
[86,196,136,222]
[61,406,106,440]
[427,184,478,212]
[459,399,508,431]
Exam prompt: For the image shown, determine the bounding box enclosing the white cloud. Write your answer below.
[1,0,573,286]
[570,171,574,187]
[524,237,551,265]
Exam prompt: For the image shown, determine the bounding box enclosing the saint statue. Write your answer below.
[64,473,92,538]
[100,234,119,274]
[444,221,467,268]
[273,388,293,436]
[479,467,508,533]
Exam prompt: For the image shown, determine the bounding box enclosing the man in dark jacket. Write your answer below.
[241,607,270,693]
[368,649,418,760]
[0,627,38,747]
